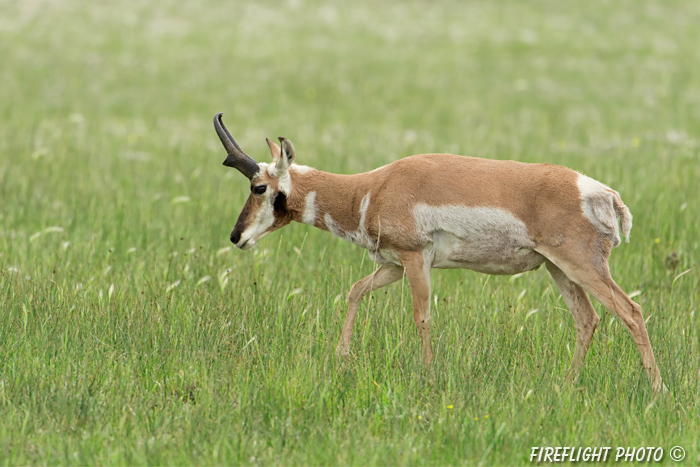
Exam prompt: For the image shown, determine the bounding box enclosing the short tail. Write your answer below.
[612,193,633,243]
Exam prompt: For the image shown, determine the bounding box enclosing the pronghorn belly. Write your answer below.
[413,205,545,275]
[430,230,544,274]
[432,231,544,274]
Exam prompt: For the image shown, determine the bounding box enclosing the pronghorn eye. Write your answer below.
[253,185,267,195]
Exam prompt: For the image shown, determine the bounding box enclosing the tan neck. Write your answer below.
[287,168,372,233]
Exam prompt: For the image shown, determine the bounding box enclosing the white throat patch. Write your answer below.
[302,191,317,225]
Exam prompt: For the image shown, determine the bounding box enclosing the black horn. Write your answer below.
[213,113,260,179]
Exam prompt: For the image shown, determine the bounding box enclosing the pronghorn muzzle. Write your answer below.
[230,202,252,247]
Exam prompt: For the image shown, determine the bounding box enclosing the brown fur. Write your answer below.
[224,147,665,393]
[284,155,594,253]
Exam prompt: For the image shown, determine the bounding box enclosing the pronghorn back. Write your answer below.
[282,154,628,271]
[212,114,665,394]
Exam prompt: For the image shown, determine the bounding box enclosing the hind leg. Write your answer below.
[546,261,600,384]
[539,246,665,393]
[576,269,663,392]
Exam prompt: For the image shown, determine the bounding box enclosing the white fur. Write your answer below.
[263,162,308,195]
[290,164,314,175]
[259,161,293,194]
[324,193,375,250]
[265,161,279,176]
[576,173,613,197]
[302,191,317,225]
[277,171,292,195]
[412,204,543,274]
[359,193,370,228]
[237,199,275,250]
[576,173,622,246]
[262,163,289,195]
[236,164,313,247]
[256,162,271,178]
[368,248,402,266]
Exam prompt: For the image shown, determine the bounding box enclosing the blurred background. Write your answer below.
[2,0,699,248]
[1,0,699,464]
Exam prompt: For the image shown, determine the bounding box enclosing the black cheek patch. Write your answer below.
[273,192,287,215]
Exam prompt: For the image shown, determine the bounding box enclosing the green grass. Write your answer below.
[1,0,699,464]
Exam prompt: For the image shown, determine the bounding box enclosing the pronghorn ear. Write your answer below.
[275,137,295,173]
[266,138,281,162]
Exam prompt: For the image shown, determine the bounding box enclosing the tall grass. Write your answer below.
[1,0,699,464]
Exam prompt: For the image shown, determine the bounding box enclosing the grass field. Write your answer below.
[1,0,699,464]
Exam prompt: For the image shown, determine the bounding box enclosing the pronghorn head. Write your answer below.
[214,113,295,250]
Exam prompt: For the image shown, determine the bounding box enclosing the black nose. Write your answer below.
[230,230,241,244]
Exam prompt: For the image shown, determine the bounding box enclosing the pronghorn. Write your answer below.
[213,113,665,393]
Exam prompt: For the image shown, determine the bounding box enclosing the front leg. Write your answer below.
[336,264,404,357]
[401,250,433,365]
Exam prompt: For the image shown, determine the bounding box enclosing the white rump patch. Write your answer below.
[576,173,622,246]
[302,191,317,225]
